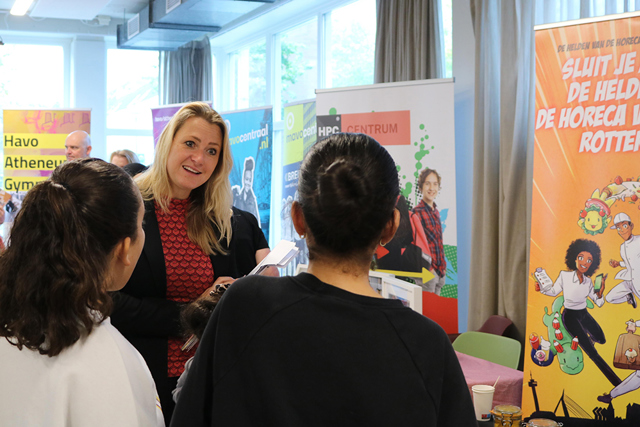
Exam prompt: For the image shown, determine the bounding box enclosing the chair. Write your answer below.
[452,331,521,369]
[477,315,514,337]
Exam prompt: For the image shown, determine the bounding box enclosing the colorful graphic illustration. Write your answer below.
[578,177,640,235]
[526,14,640,424]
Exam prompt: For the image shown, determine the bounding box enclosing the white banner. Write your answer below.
[316,79,459,332]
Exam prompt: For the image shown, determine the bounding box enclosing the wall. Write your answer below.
[70,37,107,160]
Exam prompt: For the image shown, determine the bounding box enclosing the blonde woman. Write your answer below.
[110,149,140,167]
[111,102,271,425]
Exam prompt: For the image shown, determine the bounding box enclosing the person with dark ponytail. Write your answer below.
[0,159,163,426]
[170,133,476,427]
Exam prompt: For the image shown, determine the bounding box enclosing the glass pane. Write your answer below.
[229,39,266,110]
[0,44,64,133]
[326,0,376,88]
[442,0,452,78]
[107,49,159,130]
[0,44,64,185]
[106,135,155,166]
[279,19,318,106]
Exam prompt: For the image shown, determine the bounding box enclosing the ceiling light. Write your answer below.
[10,0,35,16]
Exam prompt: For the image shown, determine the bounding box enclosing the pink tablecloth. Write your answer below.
[456,351,523,408]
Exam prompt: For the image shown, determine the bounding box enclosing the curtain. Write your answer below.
[160,37,213,105]
[374,0,444,83]
[468,0,536,340]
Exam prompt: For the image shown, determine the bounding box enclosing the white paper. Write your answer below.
[248,240,299,276]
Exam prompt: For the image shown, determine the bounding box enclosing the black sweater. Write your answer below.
[170,273,476,427]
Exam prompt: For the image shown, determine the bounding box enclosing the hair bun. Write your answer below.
[317,159,368,218]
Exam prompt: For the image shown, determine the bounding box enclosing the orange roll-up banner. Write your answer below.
[524,14,640,423]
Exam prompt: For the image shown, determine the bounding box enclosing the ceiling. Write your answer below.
[0,0,287,48]
[0,0,150,20]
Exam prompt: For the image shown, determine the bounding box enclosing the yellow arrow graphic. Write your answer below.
[375,267,435,284]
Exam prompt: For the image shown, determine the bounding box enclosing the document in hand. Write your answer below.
[248,240,299,276]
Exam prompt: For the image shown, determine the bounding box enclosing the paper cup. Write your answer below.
[472,385,495,421]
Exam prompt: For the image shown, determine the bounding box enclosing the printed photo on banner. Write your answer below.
[525,14,640,425]
[221,107,273,241]
[316,80,458,334]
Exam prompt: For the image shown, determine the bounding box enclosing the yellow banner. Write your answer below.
[3,109,90,191]
[3,133,67,149]
[3,177,45,192]
[4,155,66,170]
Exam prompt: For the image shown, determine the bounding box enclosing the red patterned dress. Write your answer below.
[156,199,214,377]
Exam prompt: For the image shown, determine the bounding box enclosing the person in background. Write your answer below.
[123,162,150,178]
[0,197,5,251]
[111,102,272,425]
[111,149,141,168]
[0,159,163,427]
[170,133,476,427]
[413,168,447,295]
[64,130,92,161]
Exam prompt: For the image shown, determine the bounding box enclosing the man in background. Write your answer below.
[64,130,92,161]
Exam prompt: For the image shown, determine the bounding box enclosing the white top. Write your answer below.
[541,270,604,310]
[616,234,640,288]
[0,318,164,427]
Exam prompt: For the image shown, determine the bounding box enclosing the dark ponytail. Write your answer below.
[0,158,141,356]
[298,133,399,258]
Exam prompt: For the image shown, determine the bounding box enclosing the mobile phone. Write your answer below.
[594,273,603,291]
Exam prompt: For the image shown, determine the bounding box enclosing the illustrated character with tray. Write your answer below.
[605,212,640,309]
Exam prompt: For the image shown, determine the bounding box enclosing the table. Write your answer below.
[456,350,523,409]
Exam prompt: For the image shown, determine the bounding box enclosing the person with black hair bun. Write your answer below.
[170,133,476,427]
[0,159,163,426]
[538,238,621,386]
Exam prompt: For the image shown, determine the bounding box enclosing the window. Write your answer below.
[0,43,65,184]
[276,19,318,116]
[229,39,266,110]
[106,48,159,164]
[535,0,640,26]
[442,0,453,78]
[326,0,376,88]
[0,44,64,135]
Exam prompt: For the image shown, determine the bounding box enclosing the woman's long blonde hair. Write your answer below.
[135,102,233,255]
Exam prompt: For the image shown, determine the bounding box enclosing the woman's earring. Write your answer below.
[380,240,387,247]
[300,234,306,239]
